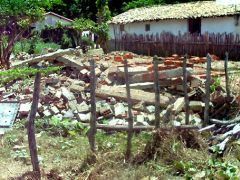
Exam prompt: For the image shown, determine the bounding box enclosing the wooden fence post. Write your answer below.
[225,52,230,99]
[28,72,41,179]
[204,54,212,127]
[124,59,134,161]
[89,59,97,152]
[153,56,160,128]
[183,54,190,125]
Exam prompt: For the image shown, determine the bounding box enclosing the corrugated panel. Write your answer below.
[0,102,20,128]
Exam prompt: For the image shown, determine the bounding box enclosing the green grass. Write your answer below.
[13,39,60,55]
[0,119,240,179]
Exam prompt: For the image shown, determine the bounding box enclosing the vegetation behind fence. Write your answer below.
[108,32,240,59]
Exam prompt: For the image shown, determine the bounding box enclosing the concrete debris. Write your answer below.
[61,87,76,101]
[189,101,205,112]
[63,110,75,118]
[108,118,128,126]
[43,110,52,117]
[0,49,238,141]
[76,102,90,113]
[114,103,126,117]
[173,97,185,114]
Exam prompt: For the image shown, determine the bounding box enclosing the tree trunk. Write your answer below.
[1,29,25,69]
[28,72,41,179]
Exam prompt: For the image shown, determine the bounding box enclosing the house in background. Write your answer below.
[33,12,73,31]
[109,1,240,39]
[33,12,95,42]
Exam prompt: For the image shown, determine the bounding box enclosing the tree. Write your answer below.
[0,0,61,69]
[50,0,97,20]
[123,0,209,11]
[71,18,96,47]
[123,0,163,11]
[95,0,111,53]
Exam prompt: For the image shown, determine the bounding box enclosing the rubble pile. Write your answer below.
[0,48,240,150]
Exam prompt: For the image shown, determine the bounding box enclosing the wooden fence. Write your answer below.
[108,32,240,59]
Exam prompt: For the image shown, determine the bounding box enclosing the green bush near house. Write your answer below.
[14,38,60,55]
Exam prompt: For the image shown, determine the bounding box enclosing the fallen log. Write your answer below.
[129,67,193,83]
[210,116,240,125]
[12,48,75,67]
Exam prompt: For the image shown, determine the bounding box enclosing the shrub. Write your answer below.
[14,38,60,55]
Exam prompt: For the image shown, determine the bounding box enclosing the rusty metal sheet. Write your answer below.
[0,101,20,128]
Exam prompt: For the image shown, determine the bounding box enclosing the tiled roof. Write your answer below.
[110,1,240,24]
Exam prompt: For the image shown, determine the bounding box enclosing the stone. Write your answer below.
[146,105,155,113]
[50,106,60,115]
[100,62,110,71]
[68,101,77,112]
[190,114,202,126]
[53,114,63,121]
[0,87,5,93]
[76,102,90,113]
[70,84,85,94]
[45,78,59,86]
[63,109,75,119]
[145,114,155,124]
[55,90,62,99]
[189,101,205,112]
[76,113,91,122]
[173,120,181,126]
[135,121,149,126]
[61,87,76,101]
[80,69,89,76]
[13,145,27,151]
[19,103,31,116]
[113,103,126,117]
[95,68,102,76]
[191,77,203,88]
[71,80,85,86]
[136,114,145,123]
[108,118,127,126]
[3,93,16,99]
[43,109,52,117]
[173,97,185,113]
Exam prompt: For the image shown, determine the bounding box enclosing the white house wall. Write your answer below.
[110,19,188,39]
[35,15,72,31]
[201,16,240,34]
[110,15,240,39]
